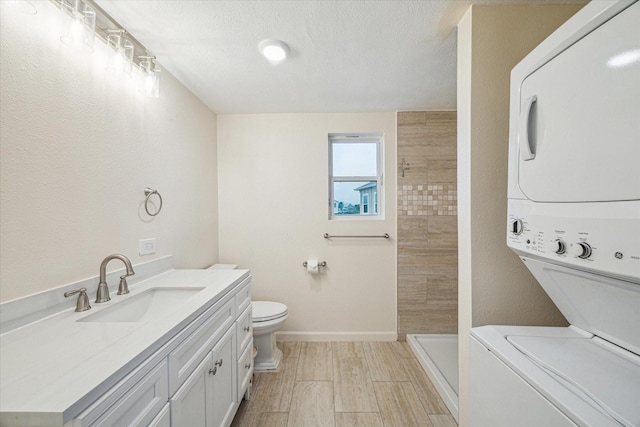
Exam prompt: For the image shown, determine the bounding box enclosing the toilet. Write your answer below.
[252,301,288,371]
[207,265,288,371]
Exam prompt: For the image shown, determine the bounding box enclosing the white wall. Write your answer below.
[0,2,219,302]
[218,113,397,339]
[456,4,585,425]
[456,10,474,426]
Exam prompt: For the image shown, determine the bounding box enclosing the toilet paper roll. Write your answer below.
[306,259,319,274]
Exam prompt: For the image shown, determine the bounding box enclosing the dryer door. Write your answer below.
[517,1,640,203]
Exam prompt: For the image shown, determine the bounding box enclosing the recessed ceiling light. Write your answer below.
[258,39,289,64]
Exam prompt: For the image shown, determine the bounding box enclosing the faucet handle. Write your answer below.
[117,275,130,295]
[64,288,91,312]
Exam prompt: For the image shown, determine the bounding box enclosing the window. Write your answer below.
[329,133,383,218]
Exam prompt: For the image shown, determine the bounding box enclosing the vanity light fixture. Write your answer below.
[106,30,134,76]
[60,0,96,52]
[48,0,162,97]
[258,39,290,65]
[139,56,161,98]
[5,0,38,15]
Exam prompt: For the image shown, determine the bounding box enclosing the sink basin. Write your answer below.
[78,287,205,323]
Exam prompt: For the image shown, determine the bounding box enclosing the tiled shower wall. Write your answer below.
[397,111,458,339]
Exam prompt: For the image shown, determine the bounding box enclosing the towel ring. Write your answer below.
[144,188,163,216]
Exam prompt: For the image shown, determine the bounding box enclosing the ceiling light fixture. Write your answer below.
[258,39,290,65]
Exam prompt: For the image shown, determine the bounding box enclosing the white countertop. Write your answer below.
[0,268,250,426]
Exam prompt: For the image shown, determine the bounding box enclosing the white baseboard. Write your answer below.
[276,331,398,341]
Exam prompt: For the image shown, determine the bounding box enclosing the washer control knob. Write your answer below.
[570,242,592,259]
[510,219,524,235]
[549,240,566,254]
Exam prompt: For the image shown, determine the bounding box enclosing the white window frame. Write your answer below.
[328,133,383,220]
[363,194,369,214]
[374,191,378,214]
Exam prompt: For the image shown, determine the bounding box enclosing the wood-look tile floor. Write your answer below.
[231,341,457,427]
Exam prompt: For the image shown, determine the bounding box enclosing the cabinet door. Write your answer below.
[170,354,211,427]
[209,327,237,427]
[169,299,234,396]
[237,338,254,402]
[148,403,170,427]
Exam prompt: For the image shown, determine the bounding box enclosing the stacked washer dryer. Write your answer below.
[469,1,640,426]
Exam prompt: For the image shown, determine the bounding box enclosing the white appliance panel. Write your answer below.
[507,335,640,427]
[480,2,640,427]
[469,336,578,427]
[507,199,640,283]
[517,1,640,203]
[521,257,640,355]
[470,326,639,427]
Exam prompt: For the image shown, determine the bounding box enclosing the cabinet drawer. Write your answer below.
[80,360,169,427]
[237,339,254,402]
[235,278,251,315]
[168,299,234,396]
[236,305,253,355]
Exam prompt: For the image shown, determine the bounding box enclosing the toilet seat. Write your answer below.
[252,301,287,322]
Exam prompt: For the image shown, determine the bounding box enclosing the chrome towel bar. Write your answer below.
[323,233,390,239]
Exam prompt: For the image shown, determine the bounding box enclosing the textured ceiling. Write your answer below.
[95,0,584,114]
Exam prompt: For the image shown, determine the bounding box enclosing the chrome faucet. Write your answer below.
[96,254,135,303]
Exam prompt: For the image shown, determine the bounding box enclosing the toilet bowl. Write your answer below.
[252,301,288,371]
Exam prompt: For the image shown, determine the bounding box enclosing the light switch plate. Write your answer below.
[139,238,156,256]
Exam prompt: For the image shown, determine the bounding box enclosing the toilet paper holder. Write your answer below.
[302,261,327,267]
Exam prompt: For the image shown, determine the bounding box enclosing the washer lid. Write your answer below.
[252,301,288,322]
[507,335,640,427]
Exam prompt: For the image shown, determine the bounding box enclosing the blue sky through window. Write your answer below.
[332,142,377,176]
[332,142,377,205]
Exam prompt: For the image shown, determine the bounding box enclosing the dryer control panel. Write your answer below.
[507,199,640,283]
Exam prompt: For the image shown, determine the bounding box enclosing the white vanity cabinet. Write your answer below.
[67,274,252,427]
[170,327,236,427]
[235,305,253,401]
[210,327,237,427]
[234,280,254,402]
[148,404,170,427]
[74,359,169,427]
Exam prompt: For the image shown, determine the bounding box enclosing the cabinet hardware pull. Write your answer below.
[209,367,217,375]
[244,326,250,332]
[245,363,251,369]
[215,359,223,367]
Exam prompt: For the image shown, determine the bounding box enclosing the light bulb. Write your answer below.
[60,0,95,52]
[70,16,83,42]
[262,45,286,61]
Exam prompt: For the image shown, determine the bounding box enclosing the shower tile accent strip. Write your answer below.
[399,184,457,216]
[397,111,458,339]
